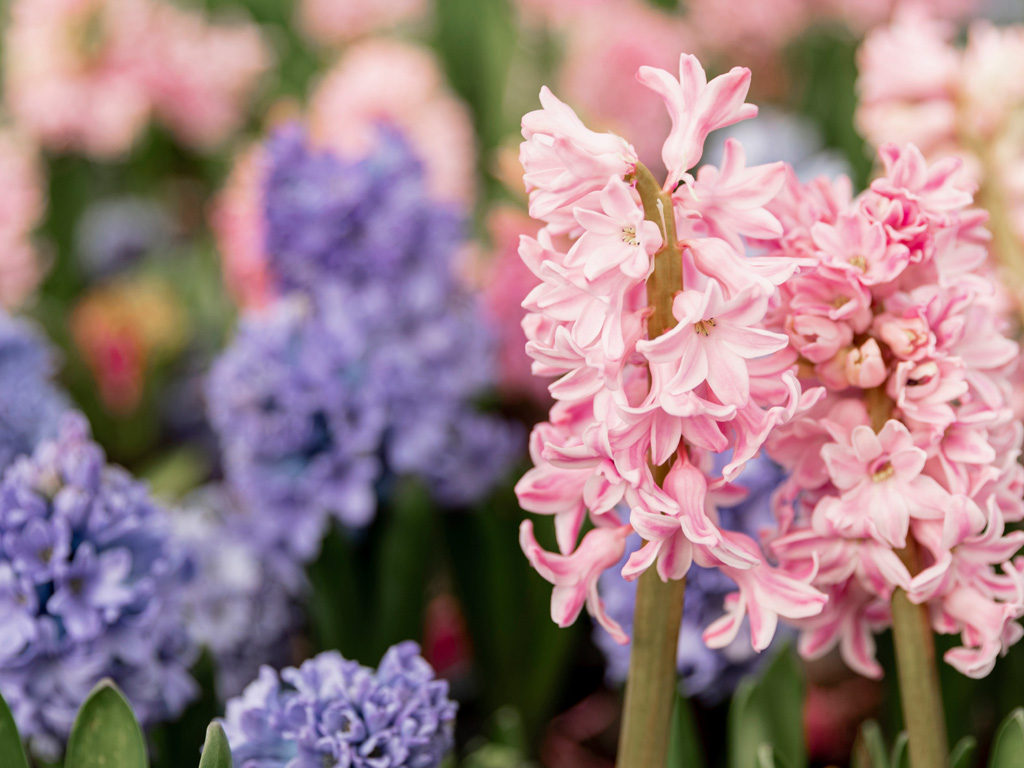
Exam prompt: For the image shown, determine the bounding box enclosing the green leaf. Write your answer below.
[756,744,797,768]
[374,480,435,652]
[198,722,232,768]
[989,709,1024,768]
[727,648,807,768]
[0,687,28,768]
[667,691,706,768]
[66,680,148,768]
[949,736,976,768]
[757,745,777,768]
[852,721,890,768]
[890,732,909,768]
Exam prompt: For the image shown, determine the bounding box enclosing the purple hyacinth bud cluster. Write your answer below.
[595,455,791,702]
[222,641,457,768]
[207,127,520,562]
[174,485,300,700]
[0,413,196,760]
[0,312,65,474]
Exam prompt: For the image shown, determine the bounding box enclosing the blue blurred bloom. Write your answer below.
[0,413,196,760]
[174,485,299,699]
[222,642,457,768]
[74,196,174,277]
[208,128,520,562]
[595,455,790,703]
[0,312,65,473]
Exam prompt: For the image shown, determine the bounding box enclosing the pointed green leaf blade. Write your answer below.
[727,647,806,768]
[989,709,1024,768]
[0,688,29,768]
[667,691,706,768]
[198,722,232,768]
[949,735,976,768]
[66,679,148,768]
[852,721,890,768]
[890,732,909,768]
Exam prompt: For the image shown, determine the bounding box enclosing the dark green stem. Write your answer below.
[617,163,686,768]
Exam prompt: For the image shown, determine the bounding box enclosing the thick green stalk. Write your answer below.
[868,393,948,768]
[617,164,686,768]
[891,546,948,768]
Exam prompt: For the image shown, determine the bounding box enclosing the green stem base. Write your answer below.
[617,571,686,768]
[891,542,948,768]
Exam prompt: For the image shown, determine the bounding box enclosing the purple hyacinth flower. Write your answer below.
[208,128,521,564]
[222,642,457,768]
[0,413,196,760]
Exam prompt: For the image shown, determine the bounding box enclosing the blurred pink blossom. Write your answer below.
[210,143,274,311]
[0,128,47,309]
[297,0,428,46]
[475,207,552,407]
[139,3,272,150]
[4,0,153,157]
[4,0,269,157]
[308,39,476,205]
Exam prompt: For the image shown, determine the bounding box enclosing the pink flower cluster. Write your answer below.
[4,0,271,158]
[515,54,828,651]
[0,128,47,309]
[761,144,1024,679]
[857,11,1024,312]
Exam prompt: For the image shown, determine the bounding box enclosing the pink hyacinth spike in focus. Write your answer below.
[0,127,47,309]
[557,0,692,174]
[515,52,828,656]
[308,39,476,205]
[761,142,1024,680]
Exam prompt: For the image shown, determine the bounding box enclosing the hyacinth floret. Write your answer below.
[761,142,1024,679]
[221,642,457,768]
[596,454,793,700]
[174,485,298,700]
[0,412,196,759]
[515,52,828,655]
[209,128,520,563]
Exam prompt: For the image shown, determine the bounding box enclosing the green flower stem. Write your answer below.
[617,163,686,768]
[868,391,947,768]
[891,539,948,768]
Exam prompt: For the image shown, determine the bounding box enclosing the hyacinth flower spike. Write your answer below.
[516,53,828,768]
[757,141,1024,768]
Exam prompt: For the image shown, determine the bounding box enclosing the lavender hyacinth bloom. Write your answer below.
[595,455,790,702]
[208,128,520,562]
[222,642,457,768]
[174,485,299,699]
[0,413,196,759]
[0,312,65,473]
